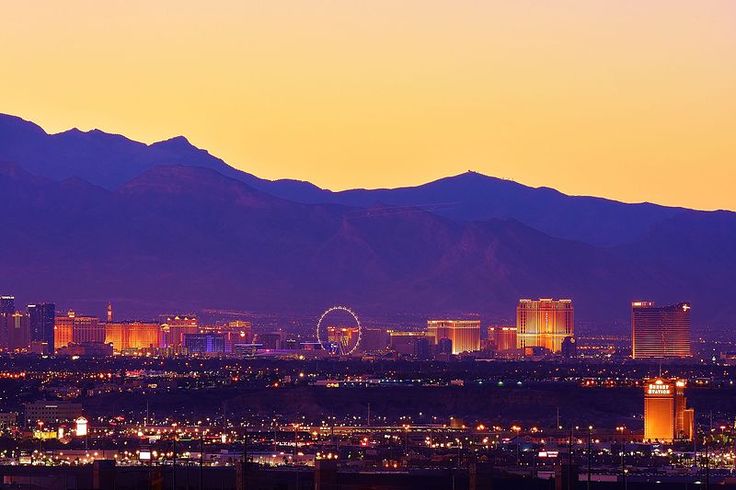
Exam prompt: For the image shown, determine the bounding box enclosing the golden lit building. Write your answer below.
[488,326,517,351]
[644,378,694,442]
[105,322,161,352]
[516,299,573,353]
[427,320,481,354]
[54,311,103,351]
[632,301,691,359]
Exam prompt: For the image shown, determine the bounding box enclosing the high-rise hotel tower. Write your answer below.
[516,299,573,353]
[427,320,481,355]
[632,301,691,359]
[643,377,694,442]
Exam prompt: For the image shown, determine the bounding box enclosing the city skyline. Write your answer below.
[1,3,734,487]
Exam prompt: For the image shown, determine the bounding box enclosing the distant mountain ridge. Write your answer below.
[0,113,734,328]
[1,113,714,247]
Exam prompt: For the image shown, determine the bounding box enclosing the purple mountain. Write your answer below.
[0,114,734,329]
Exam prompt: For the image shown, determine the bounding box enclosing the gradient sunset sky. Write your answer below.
[2,1,734,210]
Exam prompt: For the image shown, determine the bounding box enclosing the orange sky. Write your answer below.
[1,1,734,210]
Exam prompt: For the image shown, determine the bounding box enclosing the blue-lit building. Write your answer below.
[184,333,226,355]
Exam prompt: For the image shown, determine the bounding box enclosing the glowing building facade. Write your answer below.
[54,311,103,351]
[632,301,691,359]
[643,378,694,442]
[427,320,481,354]
[516,299,573,353]
[105,322,161,352]
[488,326,517,351]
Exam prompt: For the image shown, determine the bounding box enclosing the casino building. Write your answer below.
[427,320,481,355]
[643,377,694,442]
[632,301,691,359]
[516,299,573,353]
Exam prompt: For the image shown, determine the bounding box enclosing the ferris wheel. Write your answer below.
[316,306,362,355]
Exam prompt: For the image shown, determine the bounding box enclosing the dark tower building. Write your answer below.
[27,303,55,353]
[561,336,577,358]
[632,301,691,359]
[0,296,15,315]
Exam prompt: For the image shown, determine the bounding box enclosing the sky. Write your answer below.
[1,1,735,210]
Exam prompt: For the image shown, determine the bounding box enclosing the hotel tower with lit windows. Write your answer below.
[427,320,481,354]
[643,378,694,442]
[632,301,691,359]
[516,299,573,353]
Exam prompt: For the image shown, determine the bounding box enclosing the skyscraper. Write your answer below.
[516,299,573,353]
[28,303,55,353]
[643,378,694,442]
[631,301,691,359]
[427,320,481,354]
[2,312,30,350]
[0,296,15,315]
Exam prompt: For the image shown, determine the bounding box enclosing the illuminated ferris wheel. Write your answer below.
[316,306,362,356]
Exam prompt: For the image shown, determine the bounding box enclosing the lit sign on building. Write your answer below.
[643,377,694,442]
[647,380,672,395]
[75,416,88,437]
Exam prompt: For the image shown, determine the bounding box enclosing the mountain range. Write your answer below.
[0,113,734,331]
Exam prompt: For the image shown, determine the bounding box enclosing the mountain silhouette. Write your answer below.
[0,113,734,329]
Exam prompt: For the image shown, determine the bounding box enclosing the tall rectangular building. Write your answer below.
[0,312,30,350]
[7,312,30,350]
[28,303,55,352]
[488,326,517,351]
[54,311,103,350]
[516,299,573,353]
[427,320,481,354]
[644,378,694,442]
[0,296,15,315]
[632,301,691,359]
